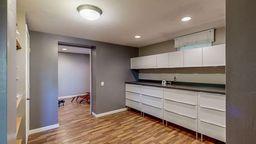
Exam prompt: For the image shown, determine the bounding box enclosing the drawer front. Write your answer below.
[164,110,197,131]
[164,100,197,119]
[126,92,141,102]
[142,104,163,119]
[199,107,226,128]
[126,84,141,93]
[199,92,226,111]
[164,89,197,105]
[199,121,226,142]
[140,86,163,98]
[141,95,163,108]
[126,99,141,111]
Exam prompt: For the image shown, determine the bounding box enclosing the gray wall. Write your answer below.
[30,31,138,129]
[0,1,8,143]
[227,0,256,143]
[30,32,59,130]
[0,0,17,143]
[139,27,226,56]
[58,53,90,97]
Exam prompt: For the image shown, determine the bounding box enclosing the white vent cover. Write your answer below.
[174,29,215,48]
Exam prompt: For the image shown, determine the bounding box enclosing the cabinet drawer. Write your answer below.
[164,89,197,105]
[142,104,163,119]
[126,92,141,102]
[199,121,226,142]
[140,86,163,98]
[164,100,197,119]
[199,92,225,111]
[164,110,197,131]
[199,107,226,128]
[126,99,141,111]
[141,95,162,108]
[126,84,140,93]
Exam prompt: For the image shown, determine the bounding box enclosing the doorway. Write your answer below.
[57,44,93,114]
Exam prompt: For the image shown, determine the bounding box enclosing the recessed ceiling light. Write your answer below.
[134,35,142,39]
[181,16,192,22]
[62,48,68,51]
[77,4,103,21]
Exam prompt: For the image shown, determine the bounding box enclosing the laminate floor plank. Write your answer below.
[28,99,219,144]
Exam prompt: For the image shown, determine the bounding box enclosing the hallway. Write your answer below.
[28,99,216,144]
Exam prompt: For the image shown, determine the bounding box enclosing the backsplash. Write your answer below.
[139,73,226,84]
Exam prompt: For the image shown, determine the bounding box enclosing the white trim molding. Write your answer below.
[58,93,86,100]
[92,108,127,118]
[29,124,59,135]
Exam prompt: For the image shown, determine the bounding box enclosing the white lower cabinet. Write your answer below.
[126,99,141,111]
[142,103,163,119]
[198,92,226,142]
[164,89,198,131]
[140,87,164,119]
[164,110,197,131]
[199,121,226,142]
[141,95,163,108]
[125,84,226,142]
[126,92,141,102]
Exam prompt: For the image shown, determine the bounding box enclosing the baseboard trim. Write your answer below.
[29,124,59,135]
[58,93,86,100]
[92,108,127,118]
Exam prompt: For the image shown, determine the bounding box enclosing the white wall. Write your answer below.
[58,53,90,97]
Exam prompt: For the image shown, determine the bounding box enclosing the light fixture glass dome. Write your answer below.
[77,4,103,21]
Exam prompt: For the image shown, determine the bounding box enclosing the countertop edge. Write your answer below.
[125,82,226,95]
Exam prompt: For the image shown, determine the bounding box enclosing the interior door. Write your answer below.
[25,24,30,144]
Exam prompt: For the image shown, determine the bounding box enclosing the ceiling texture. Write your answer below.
[21,0,225,47]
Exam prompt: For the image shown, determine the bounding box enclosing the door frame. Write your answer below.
[25,24,30,144]
[58,42,95,114]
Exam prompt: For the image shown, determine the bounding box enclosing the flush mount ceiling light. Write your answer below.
[62,48,67,51]
[181,16,192,22]
[77,4,103,21]
[134,35,142,39]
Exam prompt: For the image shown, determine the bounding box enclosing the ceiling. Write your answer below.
[21,0,225,47]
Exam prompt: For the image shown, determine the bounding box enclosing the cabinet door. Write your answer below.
[169,51,183,68]
[141,55,157,69]
[156,53,169,68]
[203,44,226,66]
[183,48,203,67]
[130,57,142,69]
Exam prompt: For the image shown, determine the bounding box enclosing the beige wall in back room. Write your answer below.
[139,27,226,56]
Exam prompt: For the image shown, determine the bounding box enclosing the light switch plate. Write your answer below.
[100,81,104,87]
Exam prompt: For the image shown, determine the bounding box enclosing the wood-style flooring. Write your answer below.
[28,99,220,144]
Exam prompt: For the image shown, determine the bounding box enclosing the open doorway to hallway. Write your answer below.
[57,44,92,114]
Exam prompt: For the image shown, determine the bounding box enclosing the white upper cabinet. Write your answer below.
[156,53,169,68]
[130,44,225,69]
[183,48,203,67]
[203,44,226,66]
[131,57,142,69]
[141,55,157,69]
[169,51,183,68]
[131,55,157,69]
